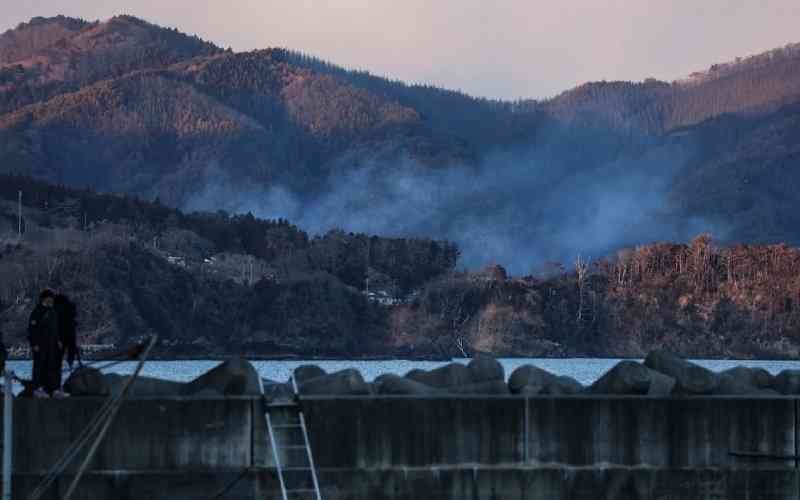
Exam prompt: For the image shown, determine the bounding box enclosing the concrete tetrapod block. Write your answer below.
[371,374,391,395]
[645,368,676,396]
[404,368,426,380]
[182,358,262,397]
[299,368,371,396]
[588,361,652,394]
[405,362,473,389]
[508,365,585,396]
[508,365,559,394]
[262,378,293,399]
[104,373,185,397]
[374,374,442,395]
[467,352,505,383]
[448,380,510,395]
[714,367,778,395]
[725,366,774,389]
[64,367,110,396]
[543,375,584,395]
[293,364,326,384]
[644,349,719,395]
[773,369,800,395]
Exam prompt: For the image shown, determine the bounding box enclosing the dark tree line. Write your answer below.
[0,174,460,288]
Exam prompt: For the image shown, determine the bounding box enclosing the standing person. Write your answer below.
[55,293,79,371]
[0,302,13,397]
[0,316,7,384]
[0,299,7,376]
[28,289,69,398]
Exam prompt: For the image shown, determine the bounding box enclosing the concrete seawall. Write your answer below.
[5,396,800,499]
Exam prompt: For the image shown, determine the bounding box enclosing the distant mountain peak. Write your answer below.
[109,14,153,25]
[10,15,90,30]
[69,15,219,52]
[0,15,92,63]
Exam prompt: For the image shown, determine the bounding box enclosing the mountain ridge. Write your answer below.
[3,15,798,108]
[0,15,799,273]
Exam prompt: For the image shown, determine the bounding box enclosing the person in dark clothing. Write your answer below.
[28,289,72,398]
[0,299,6,376]
[0,326,7,393]
[0,320,6,376]
[0,303,8,396]
[54,293,79,370]
[0,336,6,376]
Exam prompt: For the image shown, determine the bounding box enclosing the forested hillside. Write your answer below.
[2,176,799,359]
[0,175,458,357]
[0,15,220,114]
[0,16,90,64]
[388,235,800,360]
[543,43,800,133]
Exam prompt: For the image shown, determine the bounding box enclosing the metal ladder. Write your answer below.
[264,376,322,500]
[2,370,12,500]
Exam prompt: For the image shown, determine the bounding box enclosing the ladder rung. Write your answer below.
[281,466,313,472]
[285,489,316,494]
[278,445,308,450]
[268,400,299,408]
[272,424,303,429]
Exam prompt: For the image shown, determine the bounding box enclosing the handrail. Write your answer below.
[2,370,13,500]
[26,336,158,500]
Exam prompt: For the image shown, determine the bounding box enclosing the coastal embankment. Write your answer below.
[6,396,799,499]
[5,351,800,499]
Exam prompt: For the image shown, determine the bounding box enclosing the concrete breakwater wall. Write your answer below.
[5,395,800,499]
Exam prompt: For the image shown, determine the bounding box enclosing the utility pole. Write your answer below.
[17,190,22,238]
[575,255,593,325]
[365,237,371,295]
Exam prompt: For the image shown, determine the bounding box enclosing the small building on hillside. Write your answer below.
[472,264,508,283]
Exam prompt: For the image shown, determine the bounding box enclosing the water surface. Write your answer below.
[8,358,800,388]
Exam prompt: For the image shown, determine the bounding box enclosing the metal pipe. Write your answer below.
[299,412,322,500]
[3,370,13,500]
[62,336,158,500]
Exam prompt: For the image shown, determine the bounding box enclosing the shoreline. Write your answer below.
[7,354,800,362]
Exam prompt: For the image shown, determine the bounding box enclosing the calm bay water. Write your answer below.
[8,358,800,387]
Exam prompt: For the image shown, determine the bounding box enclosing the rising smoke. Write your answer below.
[184,134,721,276]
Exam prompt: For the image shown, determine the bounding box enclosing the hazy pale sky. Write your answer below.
[3,0,799,99]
